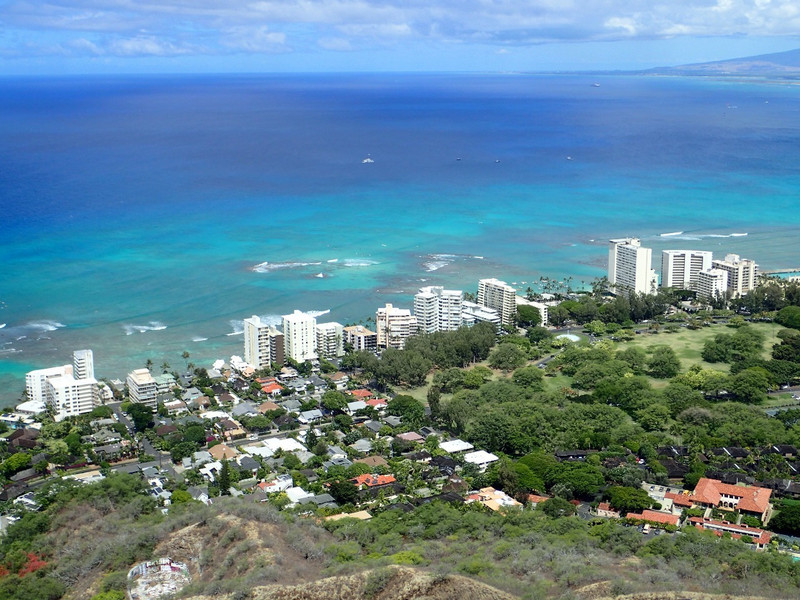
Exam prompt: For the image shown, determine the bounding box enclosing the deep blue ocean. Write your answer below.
[1,73,799,405]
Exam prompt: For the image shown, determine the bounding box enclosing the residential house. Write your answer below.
[466,487,522,511]
[330,372,349,391]
[352,474,397,488]
[208,443,239,461]
[298,409,323,424]
[596,502,621,518]
[258,474,293,494]
[439,439,474,454]
[346,401,368,415]
[463,450,499,472]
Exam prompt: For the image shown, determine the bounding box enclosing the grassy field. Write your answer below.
[614,321,783,374]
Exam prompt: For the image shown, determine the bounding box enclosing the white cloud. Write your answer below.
[221,26,289,53]
[1,0,799,59]
[317,36,353,51]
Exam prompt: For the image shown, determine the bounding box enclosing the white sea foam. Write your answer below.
[26,320,65,332]
[252,261,322,273]
[192,336,208,342]
[327,259,339,263]
[660,231,684,237]
[424,260,449,272]
[421,253,463,272]
[306,309,331,319]
[227,320,244,336]
[315,273,325,278]
[123,321,167,335]
[341,259,378,267]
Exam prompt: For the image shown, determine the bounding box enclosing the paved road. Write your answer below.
[108,402,176,476]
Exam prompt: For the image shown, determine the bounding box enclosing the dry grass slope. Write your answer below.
[183,566,519,600]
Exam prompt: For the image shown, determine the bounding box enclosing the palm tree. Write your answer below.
[161,361,170,374]
[145,358,153,371]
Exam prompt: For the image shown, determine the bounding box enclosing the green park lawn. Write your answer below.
[615,321,783,374]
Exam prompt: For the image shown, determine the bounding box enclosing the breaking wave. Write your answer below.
[26,320,66,332]
[341,259,378,267]
[123,321,167,335]
[252,261,322,273]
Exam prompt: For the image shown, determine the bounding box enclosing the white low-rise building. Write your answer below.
[439,439,474,454]
[464,450,499,472]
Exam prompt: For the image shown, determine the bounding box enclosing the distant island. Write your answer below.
[643,47,800,79]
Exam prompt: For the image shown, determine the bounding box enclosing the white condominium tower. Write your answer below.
[376,303,417,349]
[243,315,285,369]
[45,372,99,422]
[608,238,657,295]
[477,278,517,325]
[414,286,464,334]
[26,365,72,405]
[72,349,94,381]
[696,269,729,300]
[282,310,318,362]
[26,349,100,421]
[316,321,345,359]
[711,254,758,298]
[661,250,713,290]
[127,368,157,408]
[342,325,378,352]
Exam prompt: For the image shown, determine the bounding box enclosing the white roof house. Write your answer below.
[346,401,368,415]
[464,450,499,471]
[439,439,474,454]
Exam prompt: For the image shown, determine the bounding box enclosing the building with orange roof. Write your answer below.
[348,389,373,400]
[664,491,694,509]
[351,474,397,488]
[688,517,772,550]
[625,509,680,526]
[527,494,549,508]
[690,478,773,523]
[261,382,283,396]
[365,398,388,410]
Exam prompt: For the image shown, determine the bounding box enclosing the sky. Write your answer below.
[0,1,799,74]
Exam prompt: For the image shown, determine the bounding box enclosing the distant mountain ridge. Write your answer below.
[646,48,800,78]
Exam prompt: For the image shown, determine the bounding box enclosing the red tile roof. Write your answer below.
[348,389,373,399]
[365,398,388,408]
[261,382,283,394]
[527,494,549,505]
[665,491,694,507]
[626,510,680,526]
[688,517,772,546]
[351,474,397,487]
[691,478,772,515]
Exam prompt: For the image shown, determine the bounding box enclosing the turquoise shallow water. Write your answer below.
[1,73,799,405]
